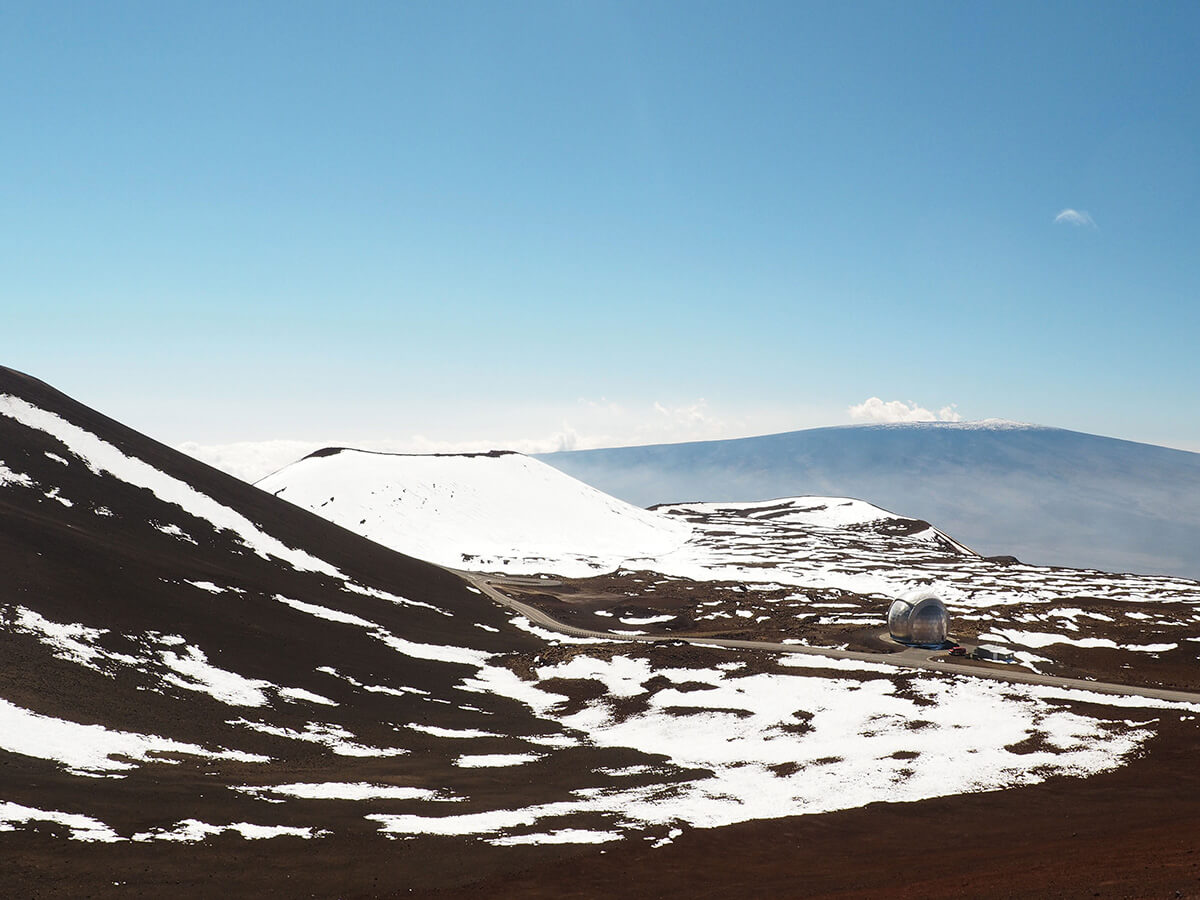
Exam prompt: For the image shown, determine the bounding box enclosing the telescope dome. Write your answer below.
[887,594,949,646]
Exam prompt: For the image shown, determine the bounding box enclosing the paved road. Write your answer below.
[457,570,1200,706]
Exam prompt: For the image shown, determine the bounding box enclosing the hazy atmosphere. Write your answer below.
[5,2,1198,475]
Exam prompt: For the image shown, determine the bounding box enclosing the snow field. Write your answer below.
[979,629,1178,653]
[256,449,692,577]
[365,646,1186,842]
[4,594,1193,845]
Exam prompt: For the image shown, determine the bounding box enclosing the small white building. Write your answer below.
[972,645,1016,663]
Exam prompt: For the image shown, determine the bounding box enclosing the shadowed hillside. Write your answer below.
[0,367,688,895]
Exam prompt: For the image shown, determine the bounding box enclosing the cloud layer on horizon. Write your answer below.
[847,397,963,424]
[177,397,799,483]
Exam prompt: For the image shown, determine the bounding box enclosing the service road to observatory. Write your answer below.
[457,570,1200,706]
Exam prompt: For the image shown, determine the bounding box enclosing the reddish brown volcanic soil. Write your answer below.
[10,720,1200,900]
[502,570,1200,696]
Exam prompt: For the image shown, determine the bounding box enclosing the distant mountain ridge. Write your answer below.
[537,422,1200,579]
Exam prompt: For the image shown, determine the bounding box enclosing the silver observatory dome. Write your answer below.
[887,594,949,646]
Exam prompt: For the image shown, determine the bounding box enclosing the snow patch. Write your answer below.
[131,820,324,842]
[160,645,273,707]
[455,753,541,768]
[0,697,267,776]
[275,595,491,667]
[234,782,452,801]
[0,462,34,487]
[0,802,121,842]
[487,828,621,846]
[228,718,407,757]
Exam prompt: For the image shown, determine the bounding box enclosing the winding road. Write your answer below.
[456,570,1200,706]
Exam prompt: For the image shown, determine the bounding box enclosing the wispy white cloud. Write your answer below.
[1054,208,1096,228]
[847,397,962,424]
[180,399,732,483]
[562,396,733,449]
[653,399,720,429]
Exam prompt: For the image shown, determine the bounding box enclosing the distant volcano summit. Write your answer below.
[537,421,1200,579]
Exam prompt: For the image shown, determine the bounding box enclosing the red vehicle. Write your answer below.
[949,646,968,657]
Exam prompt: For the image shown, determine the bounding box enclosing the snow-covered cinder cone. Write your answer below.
[257,448,692,576]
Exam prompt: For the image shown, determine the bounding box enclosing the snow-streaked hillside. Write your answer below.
[256,448,692,577]
[538,421,1200,579]
[4,366,1200,896]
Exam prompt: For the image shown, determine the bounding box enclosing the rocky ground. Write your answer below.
[490,496,1200,694]
[3,366,1199,899]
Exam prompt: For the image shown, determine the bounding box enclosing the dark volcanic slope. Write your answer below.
[6,368,1200,900]
[0,367,685,895]
[538,422,1200,579]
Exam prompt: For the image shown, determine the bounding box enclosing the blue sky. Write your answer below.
[4,1,1198,470]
